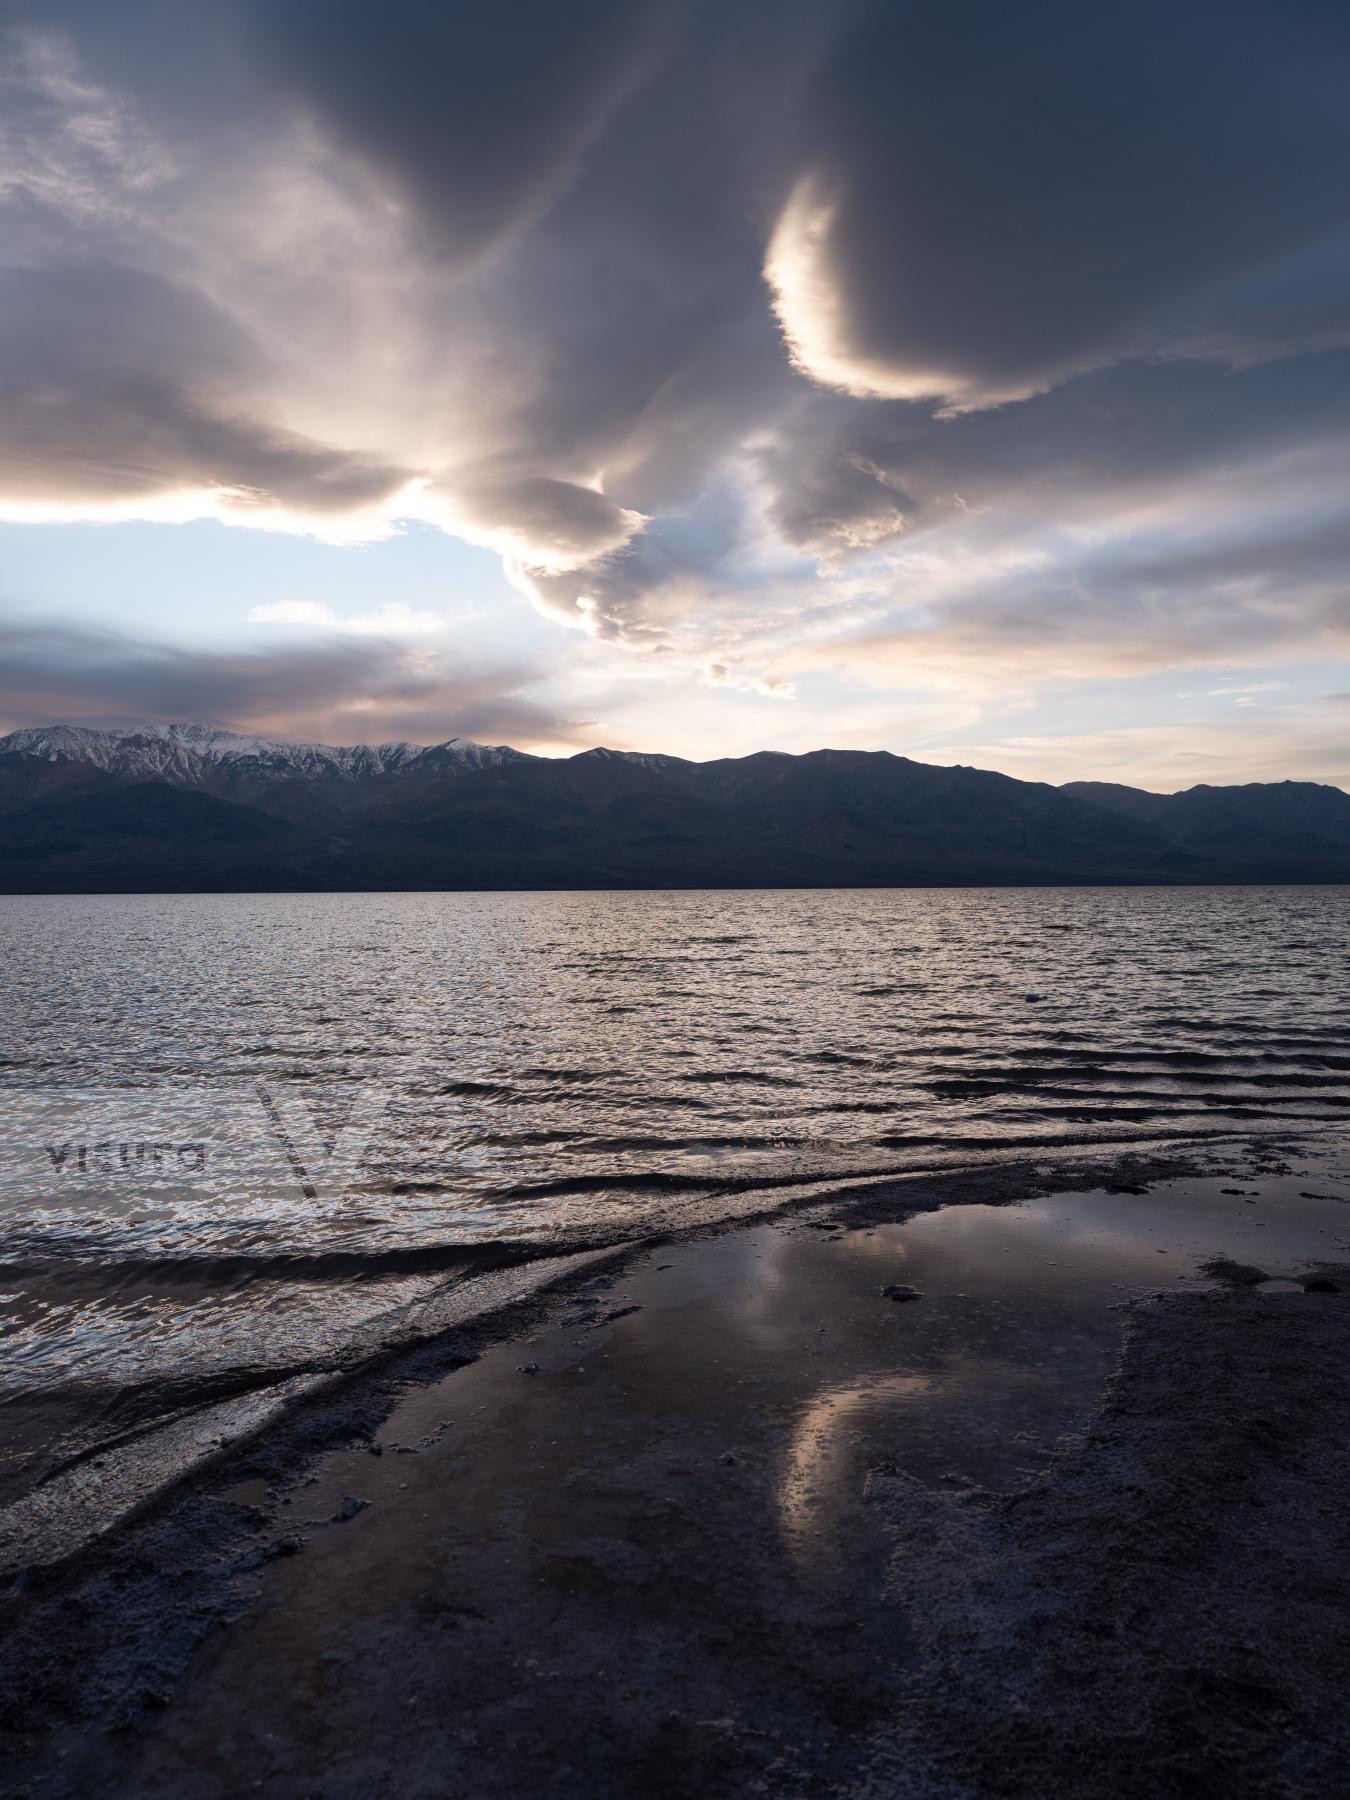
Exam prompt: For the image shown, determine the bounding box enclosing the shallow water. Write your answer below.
[286,1158,1350,1590]
[129,1155,1350,1800]
[1,886,1348,1504]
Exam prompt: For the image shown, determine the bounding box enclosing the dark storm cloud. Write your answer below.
[0,619,578,747]
[769,0,1350,406]
[236,0,681,262]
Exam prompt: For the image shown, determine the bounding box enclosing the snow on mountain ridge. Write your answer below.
[0,723,532,782]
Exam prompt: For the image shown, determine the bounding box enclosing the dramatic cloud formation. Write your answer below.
[244,0,680,263]
[767,2,1350,407]
[1,0,1348,781]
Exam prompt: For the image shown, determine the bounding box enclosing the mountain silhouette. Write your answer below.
[2,725,1348,891]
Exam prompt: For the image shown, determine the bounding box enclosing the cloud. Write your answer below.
[932,723,1350,795]
[1186,683,1285,704]
[0,617,584,749]
[238,0,678,263]
[765,1,1350,409]
[0,262,412,531]
[0,0,1349,776]
[700,658,795,699]
[247,601,448,637]
[439,474,645,572]
[808,498,1350,694]
[756,348,1350,560]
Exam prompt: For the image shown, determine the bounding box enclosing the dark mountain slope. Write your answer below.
[0,783,321,892]
[0,726,1346,890]
[0,751,119,817]
[1062,778,1350,873]
[314,749,1182,890]
[1058,781,1176,827]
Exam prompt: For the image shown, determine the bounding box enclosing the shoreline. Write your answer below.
[3,1131,1349,1796]
[6,881,1350,896]
[0,1127,1299,1580]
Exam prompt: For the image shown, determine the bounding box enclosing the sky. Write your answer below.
[2,0,1349,790]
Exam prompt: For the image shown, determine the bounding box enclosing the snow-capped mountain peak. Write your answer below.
[0,723,533,783]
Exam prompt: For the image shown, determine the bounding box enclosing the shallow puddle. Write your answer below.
[273,1148,1350,1574]
[107,1145,1350,1795]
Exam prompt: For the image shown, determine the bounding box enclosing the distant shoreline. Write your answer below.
[5,877,1350,895]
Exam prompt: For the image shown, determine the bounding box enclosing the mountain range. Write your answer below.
[1,723,1348,891]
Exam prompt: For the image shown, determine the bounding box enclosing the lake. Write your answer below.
[2,886,1347,1508]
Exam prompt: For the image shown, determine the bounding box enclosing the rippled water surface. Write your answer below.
[2,887,1348,1500]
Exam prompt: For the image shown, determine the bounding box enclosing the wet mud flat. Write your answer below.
[3,1133,1350,1799]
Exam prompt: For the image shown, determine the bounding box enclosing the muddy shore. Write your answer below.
[3,1133,1349,1798]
